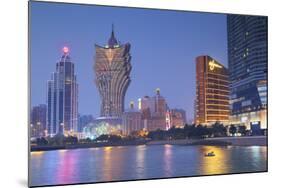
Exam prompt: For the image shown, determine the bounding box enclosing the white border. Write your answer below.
[1,0,280,188]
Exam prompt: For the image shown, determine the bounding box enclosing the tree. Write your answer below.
[229,125,237,136]
[211,122,227,137]
[147,129,166,140]
[184,124,196,138]
[64,136,78,145]
[238,125,247,136]
[95,134,109,141]
[166,126,186,140]
[36,137,48,146]
[187,124,209,139]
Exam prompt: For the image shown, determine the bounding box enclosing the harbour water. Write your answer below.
[30,145,267,187]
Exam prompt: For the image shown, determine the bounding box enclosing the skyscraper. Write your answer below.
[30,104,47,138]
[47,47,78,136]
[195,55,230,125]
[94,26,132,118]
[227,15,268,129]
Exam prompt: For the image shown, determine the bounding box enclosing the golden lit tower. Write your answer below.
[195,55,230,125]
[94,26,132,118]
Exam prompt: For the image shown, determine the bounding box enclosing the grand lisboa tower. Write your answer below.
[94,26,132,118]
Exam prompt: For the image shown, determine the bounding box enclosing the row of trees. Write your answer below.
[35,134,78,146]
[34,123,248,145]
[91,123,248,142]
[147,123,247,140]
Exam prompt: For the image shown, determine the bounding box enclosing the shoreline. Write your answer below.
[31,136,267,152]
[31,140,147,152]
[147,136,267,146]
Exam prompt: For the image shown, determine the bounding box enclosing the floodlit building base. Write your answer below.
[230,109,267,130]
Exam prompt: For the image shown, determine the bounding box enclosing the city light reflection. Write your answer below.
[135,145,146,178]
[31,151,44,156]
[200,146,229,175]
[163,144,173,176]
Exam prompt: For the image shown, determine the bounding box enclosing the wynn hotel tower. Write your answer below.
[195,55,230,125]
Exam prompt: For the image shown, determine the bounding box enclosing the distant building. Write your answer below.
[169,109,187,128]
[94,26,132,118]
[78,114,94,132]
[227,15,268,129]
[47,47,78,136]
[30,104,47,138]
[139,89,168,131]
[122,102,142,135]
[195,55,230,125]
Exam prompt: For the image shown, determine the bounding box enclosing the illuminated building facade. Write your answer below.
[138,89,168,131]
[122,102,142,135]
[169,109,187,128]
[195,55,230,125]
[227,15,268,129]
[30,104,47,138]
[94,27,132,118]
[83,121,121,140]
[47,47,78,136]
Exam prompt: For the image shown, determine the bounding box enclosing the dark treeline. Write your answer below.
[34,134,78,146]
[33,122,250,146]
[147,123,248,141]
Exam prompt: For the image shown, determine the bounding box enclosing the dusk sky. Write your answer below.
[30,1,228,121]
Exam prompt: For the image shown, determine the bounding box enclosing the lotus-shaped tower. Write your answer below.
[94,26,132,118]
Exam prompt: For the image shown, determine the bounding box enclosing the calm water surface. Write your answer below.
[30,145,267,186]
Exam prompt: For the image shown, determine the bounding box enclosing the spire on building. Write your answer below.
[107,24,118,48]
[156,88,161,96]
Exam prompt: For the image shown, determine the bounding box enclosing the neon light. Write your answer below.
[209,60,222,70]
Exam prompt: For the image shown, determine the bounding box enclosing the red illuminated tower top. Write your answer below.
[62,46,69,54]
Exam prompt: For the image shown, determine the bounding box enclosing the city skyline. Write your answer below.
[30,2,227,120]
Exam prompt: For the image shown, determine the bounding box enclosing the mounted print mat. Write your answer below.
[29,1,268,187]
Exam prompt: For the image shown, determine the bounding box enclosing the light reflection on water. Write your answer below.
[30,145,267,187]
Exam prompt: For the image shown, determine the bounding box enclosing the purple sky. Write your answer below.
[30,1,228,121]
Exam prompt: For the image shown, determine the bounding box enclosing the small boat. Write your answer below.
[205,151,215,157]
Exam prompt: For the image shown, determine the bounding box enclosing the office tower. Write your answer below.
[195,55,230,125]
[30,104,47,138]
[153,88,167,117]
[227,15,268,129]
[122,101,142,135]
[47,47,78,136]
[94,26,132,118]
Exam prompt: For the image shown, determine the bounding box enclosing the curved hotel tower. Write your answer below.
[94,27,132,118]
[195,56,230,125]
